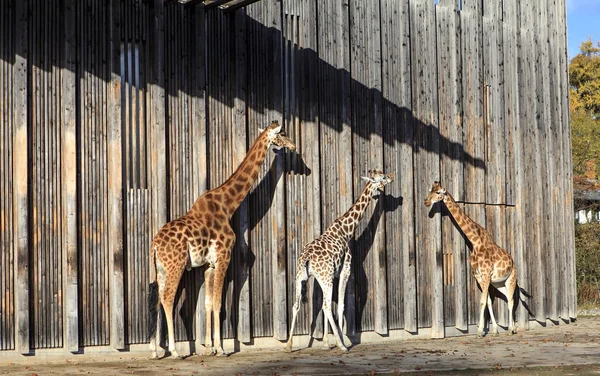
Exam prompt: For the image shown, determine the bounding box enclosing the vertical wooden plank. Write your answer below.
[150,0,167,245]
[502,0,529,329]
[381,0,415,333]
[518,0,544,322]
[411,0,443,338]
[231,5,250,344]
[350,0,386,335]
[555,0,575,319]
[13,0,29,354]
[546,0,565,322]
[436,0,466,331]
[536,0,558,322]
[315,0,353,339]
[483,0,506,207]
[191,3,209,348]
[0,0,17,351]
[284,0,322,338]
[266,0,287,342]
[61,0,78,352]
[483,0,508,327]
[108,0,125,350]
[461,0,485,206]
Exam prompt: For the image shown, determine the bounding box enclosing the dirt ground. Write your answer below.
[2,317,600,376]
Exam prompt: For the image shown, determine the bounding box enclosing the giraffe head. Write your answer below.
[259,121,296,151]
[424,181,447,207]
[361,169,395,196]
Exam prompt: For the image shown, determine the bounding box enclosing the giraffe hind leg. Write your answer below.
[161,264,186,359]
[211,260,232,356]
[286,264,309,352]
[204,267,216,356]
[148,280,161,359]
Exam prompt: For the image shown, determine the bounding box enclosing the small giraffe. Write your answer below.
[148,121,296,359]
[424,181,518,337]
[285,170,395,352]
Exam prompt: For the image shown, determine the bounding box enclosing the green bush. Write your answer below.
[575,222,600,306]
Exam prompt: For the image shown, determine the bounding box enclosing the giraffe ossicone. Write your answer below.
[425,181,520,337]
[147,121,296,360]
[285,169,395,353]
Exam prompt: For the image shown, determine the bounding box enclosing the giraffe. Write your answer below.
[285,170,395,352]
[424,181,518,337]
[148,121,296,359]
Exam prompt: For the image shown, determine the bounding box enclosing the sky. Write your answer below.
[566,0,600,59]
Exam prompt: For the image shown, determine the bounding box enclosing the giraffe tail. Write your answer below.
[148,280,159,341]
[147,245,160,341]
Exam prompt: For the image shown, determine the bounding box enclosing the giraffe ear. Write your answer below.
[272,123,282,133]
[361,176,374,183]
[258,127,265,133]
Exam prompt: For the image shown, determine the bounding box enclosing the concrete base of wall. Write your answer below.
[0,317,575,360]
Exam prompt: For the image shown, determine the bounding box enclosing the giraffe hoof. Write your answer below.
[149,353,159,360]
[285,345,293,353]
[339,346,349,352]
[205,347,217,356]
[169,350,182,359]
[217,350,230,357]
[491,331,499,337]
[476,332,484,338]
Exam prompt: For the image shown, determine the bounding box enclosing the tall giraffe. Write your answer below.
[285,170,395,352]
[424,181,518,337]
[148,121,296,359]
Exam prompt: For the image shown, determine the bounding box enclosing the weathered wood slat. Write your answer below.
[381,0,415,333]
[0,0,16,350]
[483,0,506,207]
[283,0,321,339]
[350,0,386,336]
[436,0,467,331]
[61,0,78,353]
[266,0,287,342]
[555,0,576,319]
[411,0,443,338]
[13,0,29,353]
[519,0,546,321]
[316,0,353,339]
[461,0,485,205]
[502,0,529,329]
[109,0,125,350]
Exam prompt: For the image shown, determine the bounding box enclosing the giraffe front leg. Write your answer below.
[212,261,231,357]
[337,252,352,336]
[323,297,348,352]
[318,276,347,352]
[487,294,499,336]
[477,277,491,338]
[204,267,216,356]
[505,269,518,335]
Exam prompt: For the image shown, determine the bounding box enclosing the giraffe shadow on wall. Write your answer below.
[352,193,403,335]
[224,149,311,349]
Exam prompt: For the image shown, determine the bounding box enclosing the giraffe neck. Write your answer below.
[191,131,271,218]
[332,183,377,241]
[443,193,486,247]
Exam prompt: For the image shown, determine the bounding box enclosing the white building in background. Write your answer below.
[576,209,600,224]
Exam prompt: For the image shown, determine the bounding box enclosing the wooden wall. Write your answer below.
[0,0,575,353]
